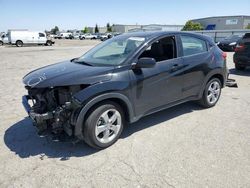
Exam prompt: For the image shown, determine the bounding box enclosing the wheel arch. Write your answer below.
[198,69,226,99]
[16,39,23,43]
[74,92,135,140]
[208,74,224,86]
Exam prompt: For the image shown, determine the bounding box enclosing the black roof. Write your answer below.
[116,31,214,43]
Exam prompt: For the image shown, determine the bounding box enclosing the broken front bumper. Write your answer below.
[22,95,53,123]
[22,95,78,137]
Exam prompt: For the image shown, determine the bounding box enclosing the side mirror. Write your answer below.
[134,58,156,69]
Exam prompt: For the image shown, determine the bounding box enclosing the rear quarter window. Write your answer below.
[180,35,208,56]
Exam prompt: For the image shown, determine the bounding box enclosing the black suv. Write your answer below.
[233,33,250,70]
[22,32,228,149]
[217,35,242,52]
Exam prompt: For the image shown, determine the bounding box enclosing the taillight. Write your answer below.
[235,44,245,52]
[222,52,227,60]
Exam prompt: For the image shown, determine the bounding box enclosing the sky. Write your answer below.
[0,0,250,31]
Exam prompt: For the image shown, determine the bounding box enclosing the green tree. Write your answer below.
[182,21,204,31]
[82,26,89,33]
[106,23,112,32]
[95,24,99,33]
[51,26,59,34]
[246,24,250,29]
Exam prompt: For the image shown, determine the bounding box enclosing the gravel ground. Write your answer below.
[0,40,249,188]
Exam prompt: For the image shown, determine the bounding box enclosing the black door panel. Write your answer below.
[129,58,184,116]
[181,52,212,98]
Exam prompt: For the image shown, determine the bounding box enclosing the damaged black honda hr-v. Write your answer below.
[22,31,228,149]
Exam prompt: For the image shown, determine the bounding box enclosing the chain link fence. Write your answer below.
[194,29,250,42]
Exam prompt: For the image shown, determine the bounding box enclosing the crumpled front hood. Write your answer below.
[23,60,114,88]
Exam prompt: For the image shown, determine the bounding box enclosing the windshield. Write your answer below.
[76,35,146,66]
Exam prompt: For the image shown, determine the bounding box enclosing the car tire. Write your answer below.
[0,41,3,46]
[46,40,53,46]
[235,64,245,70]
[16,40,23,47]
[199,78,222,108]
[83,101,125,149]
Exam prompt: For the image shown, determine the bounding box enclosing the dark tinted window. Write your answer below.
[243,33,250,39]
[139,36,177,62]
[180,35,207,56]
[39,33,45,37]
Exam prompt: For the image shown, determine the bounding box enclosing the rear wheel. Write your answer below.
[16,40,23,47]
[199,78,222,108]
[46,40,52,46]
[83,101,124,149]
[235,64,245,70]
[0,41,3,46]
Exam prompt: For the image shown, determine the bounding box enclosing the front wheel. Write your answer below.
[199,78,222,108]
[83,101,124,149]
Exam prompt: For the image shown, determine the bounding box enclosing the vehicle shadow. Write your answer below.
[121,102,202,138]
[4,117,98,160]
[4,102,202,160]
[229,68,250,76]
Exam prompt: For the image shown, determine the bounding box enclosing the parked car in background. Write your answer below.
[0,33,9,45]
[22,31,228,149]
[49,34,57,39]
[72,34,81,39]
[79,33,97,40]
[217,35,242,52]
[100,33,112,41]
[65,34,74,39]
[8,30,54,47]
[55,32,72,39]
[233,33,250,70]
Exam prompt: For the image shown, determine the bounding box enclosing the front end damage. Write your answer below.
[22,85,86,139]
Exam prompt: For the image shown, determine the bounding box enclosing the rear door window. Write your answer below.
[180,35,207,56]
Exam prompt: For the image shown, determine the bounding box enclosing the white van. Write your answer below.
[8,30,54,47]
[0,33,9,45]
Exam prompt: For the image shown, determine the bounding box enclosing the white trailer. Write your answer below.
[8,30,54,47]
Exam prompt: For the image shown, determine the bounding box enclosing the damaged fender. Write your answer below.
[73,81,135,140]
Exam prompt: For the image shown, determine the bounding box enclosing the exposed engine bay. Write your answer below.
[23,85,87,138]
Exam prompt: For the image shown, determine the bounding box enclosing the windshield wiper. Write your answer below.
[71,57,93,66]
[74,60,93,66]
[70,57,79,62]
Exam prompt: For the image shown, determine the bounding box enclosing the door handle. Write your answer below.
[171,64,180,72]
